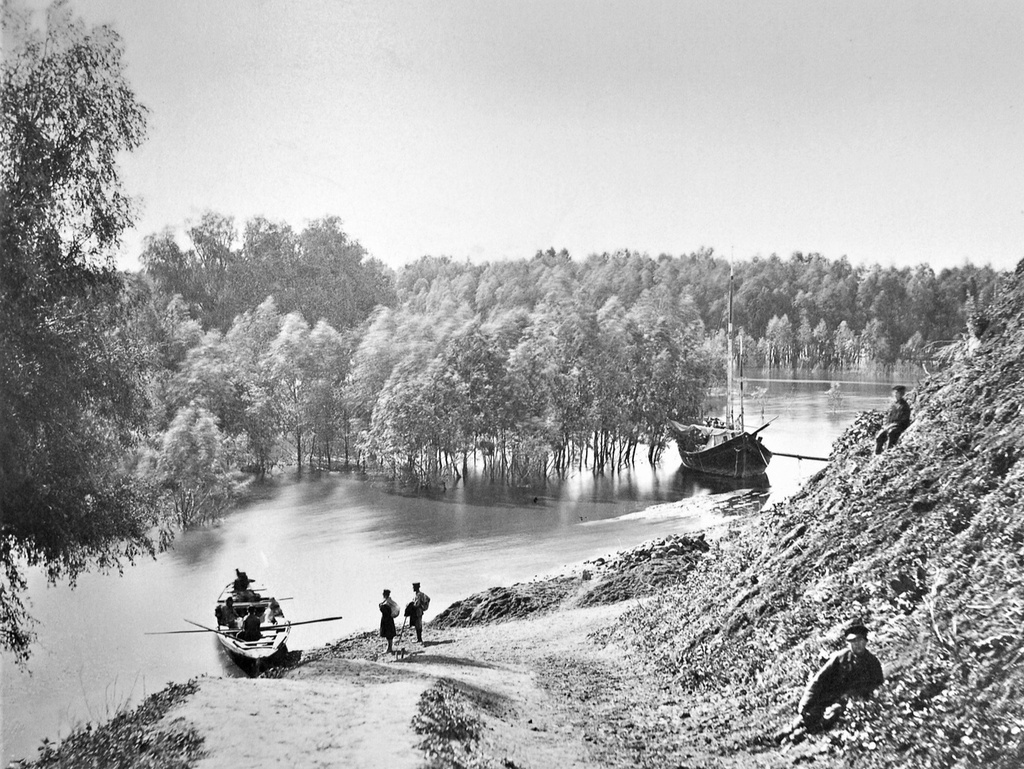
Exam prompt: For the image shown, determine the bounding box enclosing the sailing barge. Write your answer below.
[669,419,773,479]
[670,262,773,480]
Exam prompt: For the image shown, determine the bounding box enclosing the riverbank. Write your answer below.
[14,532,829,769]
[3,368,879,766]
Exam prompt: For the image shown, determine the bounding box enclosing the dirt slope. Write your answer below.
[610,261,1024,767]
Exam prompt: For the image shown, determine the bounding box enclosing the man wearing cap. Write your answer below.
[875,385,911,454]
[410,582,430,644]
[793,623,884,734]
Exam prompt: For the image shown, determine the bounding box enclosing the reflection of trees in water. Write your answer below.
[827,382,844,414]
[750,386,769,418]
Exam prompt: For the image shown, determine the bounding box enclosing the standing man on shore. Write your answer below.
[875,385,911,454]
[410,582,430,644]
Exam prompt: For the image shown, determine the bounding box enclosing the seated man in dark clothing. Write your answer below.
[239,605,263,642]
[233,568,254,593]
[215,596,241,629]
[875,385,911,454]
[786,623,884,738]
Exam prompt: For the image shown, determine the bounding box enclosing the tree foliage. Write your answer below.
[0,1,157,661]
[135,242,1005,491]
[346,253,716,482]
[139,404,234,528]
[140,212,397,331]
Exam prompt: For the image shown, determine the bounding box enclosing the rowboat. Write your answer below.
[669,419,773,479]
[147,582,344,676]
[214,582,291,666]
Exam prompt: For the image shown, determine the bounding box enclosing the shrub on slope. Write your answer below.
[615,262,1024,768]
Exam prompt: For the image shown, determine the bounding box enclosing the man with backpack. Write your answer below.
[409,582,430,644]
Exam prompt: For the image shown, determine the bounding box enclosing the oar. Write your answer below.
[279,615,344,629]
[184,618,239,637]
[146,628,223,636]
[147,615,345,637]
[145,619,240,638]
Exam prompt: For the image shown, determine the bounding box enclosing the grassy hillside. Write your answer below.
[613,262,1024,767]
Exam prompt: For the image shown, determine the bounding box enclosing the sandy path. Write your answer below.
[163,660,427,769]
[160,602,634,768]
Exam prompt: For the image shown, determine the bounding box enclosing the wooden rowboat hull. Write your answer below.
[215,583,291,664]
[215,626,290,660]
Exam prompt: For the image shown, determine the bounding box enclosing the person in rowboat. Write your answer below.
[232,568,262,602]
[215,596,241,629]
[239,605,263,641]
[262,598,283,625]
[233,568,252,592]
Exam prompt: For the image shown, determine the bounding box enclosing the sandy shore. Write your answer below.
[22,528,833,768]
[158,599,632,768]
[138,526,834,769]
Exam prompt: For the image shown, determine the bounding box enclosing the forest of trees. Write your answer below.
[134,233,1003,508]
[0,2,1006,660]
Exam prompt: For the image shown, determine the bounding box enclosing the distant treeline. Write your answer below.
[133,213,1003,507]
[140,212,397,332]
[394,247,998,369]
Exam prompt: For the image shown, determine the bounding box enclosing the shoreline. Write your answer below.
[5,464,759,765]
[12,525,781,769]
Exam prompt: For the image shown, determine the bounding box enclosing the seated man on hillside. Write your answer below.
[780,623,884,741]
[875,385,911,454]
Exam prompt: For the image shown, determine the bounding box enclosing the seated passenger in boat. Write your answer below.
[215,596,241,629]
[233,569,252,593]
[232,569,263,602]
[239,605,263,641]
[263,599,283,625]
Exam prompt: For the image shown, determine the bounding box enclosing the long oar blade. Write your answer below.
[148,615,344,637]
[184,618,238,637]
[184,618,220,632]
[145,628,218,635]
[281,615,344,629]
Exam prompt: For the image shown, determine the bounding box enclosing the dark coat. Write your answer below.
[886,397,911,428]
[240,612,263,642]
[215,603,239,627]
[802,647,884,710]
[380,603,396,640]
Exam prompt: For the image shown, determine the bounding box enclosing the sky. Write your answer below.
[16,0,1024,272]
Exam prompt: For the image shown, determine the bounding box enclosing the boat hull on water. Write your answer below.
[670,420,773,479]
[215,584,290,666]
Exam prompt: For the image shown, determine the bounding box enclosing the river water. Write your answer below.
[1,372,903,764]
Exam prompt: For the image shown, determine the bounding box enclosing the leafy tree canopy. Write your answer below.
[0,1,158,661]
